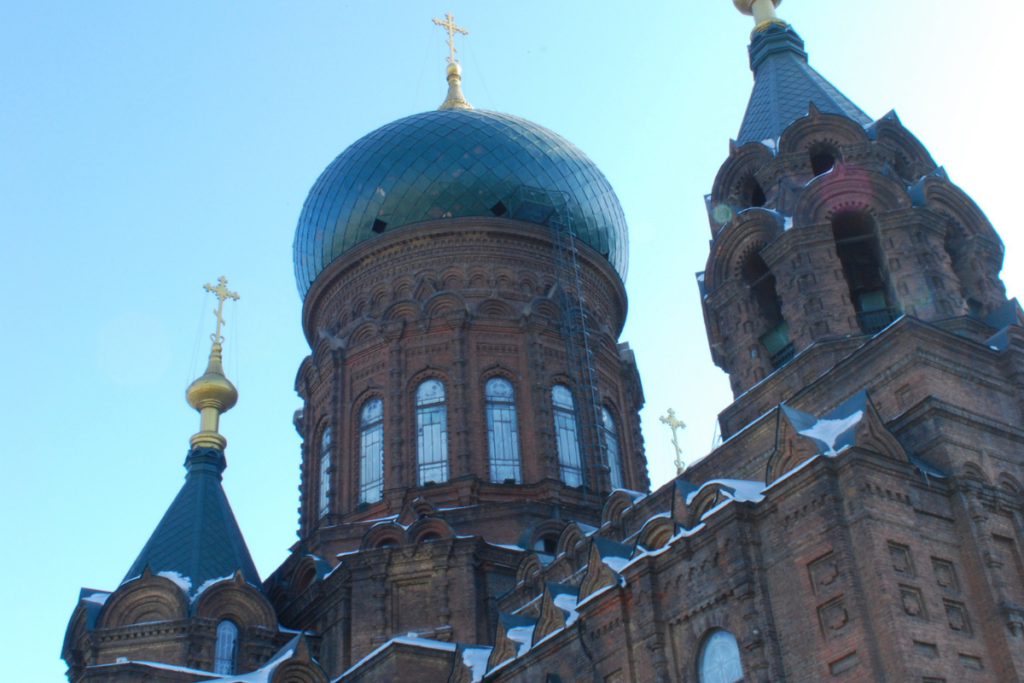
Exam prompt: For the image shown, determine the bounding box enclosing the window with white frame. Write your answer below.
[416,379,448,485]
[601,406,623,489]
[213,620,238,675]
[698,630,744,683]
[318,426,331,517]
[359,398,384,503]
[485,377,521,483]
[551,384,583,487]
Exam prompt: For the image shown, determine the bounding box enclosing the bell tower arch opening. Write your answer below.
[738,248,791,368]
[830,210,897,334]
[808,141,839,176]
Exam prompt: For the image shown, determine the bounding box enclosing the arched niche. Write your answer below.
[406,516,455,544]
[423,290,467,317]
[792,164,912,226]
[360,521,408,550]
[98,569,189,629]
[865,112,936,181]
[710,141,775,217]
[703,209,784,296]
[382,298,423,323]
[192,572,277,630]
[637,516,676,551]
[777,103,869,157]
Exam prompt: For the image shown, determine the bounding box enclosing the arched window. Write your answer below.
[318,427,331,517]
[698,630,744,683]
[359,398,384,503]
[601,407,623,489]
[416,379,448,485]
[213,620,238,675]
[486,377,521,483]
[551,384,583,487]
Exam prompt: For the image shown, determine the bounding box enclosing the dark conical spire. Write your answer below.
[737,23,871,144]
[122,447,261,596]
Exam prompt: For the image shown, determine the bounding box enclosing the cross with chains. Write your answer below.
[432,12,468,64]
[659,408,687,475]
[203,276,240,343]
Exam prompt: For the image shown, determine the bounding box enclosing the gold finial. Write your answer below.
[733,0,787,32]
[432,12,473,110]
[186,277,240,450]
[659,408,687,475]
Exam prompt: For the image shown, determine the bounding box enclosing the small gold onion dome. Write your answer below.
[186,340,238,450]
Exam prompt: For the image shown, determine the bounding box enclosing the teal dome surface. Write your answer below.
[293,108,628,297]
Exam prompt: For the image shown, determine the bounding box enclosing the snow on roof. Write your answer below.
[602,555,630,573]
[797,411,863,456]
[685,479,766,506]
[461,646,492,683]
[483,541,526,552]
[553,591,580,627]
[339,634,458,679]
[156,570,192,596]
[193,575,233,601]
[81,591,110,606]
[506,625,536,657]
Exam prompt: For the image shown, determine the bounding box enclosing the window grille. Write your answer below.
[318,427,331,517]
[213,620,238,675]
[551,384,583,487]
[601,407,623,489]
[359,399,384,503]
[698,630,744,683]
[485,378,521,483]
[416,380,448,485]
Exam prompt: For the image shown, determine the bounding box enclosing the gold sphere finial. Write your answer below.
[187,277,240,450]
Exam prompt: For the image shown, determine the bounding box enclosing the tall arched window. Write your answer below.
[601,407,623,489]
[416,379,448,485]
[485,377,521,483]
[698,630,744,683]
[213,620,238,675]
[359,398,384,503]
[551,384,583,487]
[318,427,331,517]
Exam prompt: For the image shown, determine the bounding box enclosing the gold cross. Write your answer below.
[432,12,468,64]
[659,408,687,475]
[203,276,240,343]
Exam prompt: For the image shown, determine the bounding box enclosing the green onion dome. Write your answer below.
[293,108,628,298]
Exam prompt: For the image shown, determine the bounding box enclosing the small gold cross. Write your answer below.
[432,12,468,65]
[203,276,240,343]
[659,408,687,475]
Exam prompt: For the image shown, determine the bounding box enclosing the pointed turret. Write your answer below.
[122,277,259,597]
[733,1,871,144]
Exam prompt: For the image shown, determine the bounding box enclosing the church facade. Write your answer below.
[63,2,1024,682]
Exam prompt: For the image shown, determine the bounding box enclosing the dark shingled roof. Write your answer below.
[122,447,260,596]
[737,24,872,145]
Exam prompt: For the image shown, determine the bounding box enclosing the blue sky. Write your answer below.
[1,0,1021,677]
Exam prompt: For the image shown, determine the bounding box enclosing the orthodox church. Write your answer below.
[62,1,1024,681]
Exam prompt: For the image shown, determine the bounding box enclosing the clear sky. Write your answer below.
[1,0,1021,677]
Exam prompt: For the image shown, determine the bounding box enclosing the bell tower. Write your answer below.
[701,1,1007,404]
